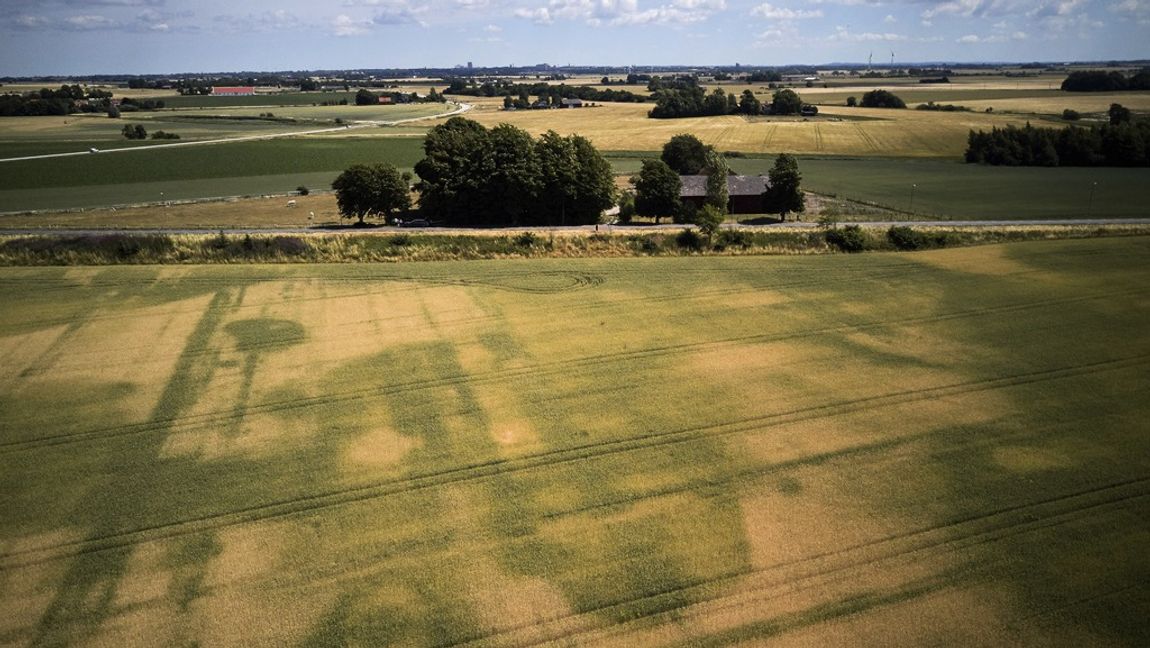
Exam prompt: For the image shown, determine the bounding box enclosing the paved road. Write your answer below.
[3,218,1148,237]
[0,103,472,164]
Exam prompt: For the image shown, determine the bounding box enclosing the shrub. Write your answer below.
[616,192,635,224]
[297,185,310,196]
[859,90,906,109]
[846,96,857,107]
[389,234,412,246]
[675,228,704,250]
[717,229,753,248]
[1062,109,1081,121]
[269,236,308,256]
[514,231,538,247]
[825,225,867,252]
[887,226,927,250]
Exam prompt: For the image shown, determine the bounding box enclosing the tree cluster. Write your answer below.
[121,124,148,140]
[859,90,907,108]
[331,163,412,225]
[413,117,616,227]
[649,87,809,119]
[0,85,111,117]
[444,79,646,104]
[916,101,970,112]
[1061,69,1150,92]
[965,119,1150,167]
[118,97,165,111]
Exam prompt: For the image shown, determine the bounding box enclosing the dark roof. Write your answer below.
[680,174,770,197]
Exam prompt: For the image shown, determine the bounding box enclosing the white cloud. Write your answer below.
[514,0,722,26]
[332,13,371,35]
[750,3,823,19]
[484,23,502,31]
[828,25,908,40]
[884,13,897,22]
[956,33,982,41]
[514,6,553,22]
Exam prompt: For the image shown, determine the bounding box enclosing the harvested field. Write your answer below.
[1,237,1148,645]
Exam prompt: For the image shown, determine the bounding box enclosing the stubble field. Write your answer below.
[2,236,1148,646]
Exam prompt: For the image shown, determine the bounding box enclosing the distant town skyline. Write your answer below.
[1,0,1147,76]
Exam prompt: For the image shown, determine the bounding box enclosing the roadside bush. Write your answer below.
[887,226,928,250]
[846,96,857,107]
[825,225,867,252]
[269,236,309,256]
[514,231,538,247]
[297,185,310,196]
[616,192,635,224]
[717,229,753,248]
[675,228,704,250]
[1062,109,1081,121]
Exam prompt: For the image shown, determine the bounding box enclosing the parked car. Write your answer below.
[400,218,431,228]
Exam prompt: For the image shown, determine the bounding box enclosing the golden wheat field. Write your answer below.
[2,237,1148,645]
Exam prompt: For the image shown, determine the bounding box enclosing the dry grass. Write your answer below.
[465,99,1048,157]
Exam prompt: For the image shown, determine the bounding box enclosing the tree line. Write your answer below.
[331,117,616,228]
[1061,69,1150,92]
[0,85,111,116]
[648,87,813,119]
[444,78,646,104]
[965,108,1149,167]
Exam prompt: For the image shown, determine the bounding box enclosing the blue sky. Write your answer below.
[0,0,1146,75]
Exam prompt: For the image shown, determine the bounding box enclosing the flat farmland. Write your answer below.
[0,138,424,212]
[465,100,1054,157]
[1,237,1148,646]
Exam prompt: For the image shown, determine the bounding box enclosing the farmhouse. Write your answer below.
[560,98,583,108]
[212,86,256,96]
[680,175,771,214]
[378,95,394,105]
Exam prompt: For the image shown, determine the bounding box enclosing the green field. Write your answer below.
[0,138,424,212]
[155,92,362,108]
[1,237,1148,645]
[602,155,1149,221]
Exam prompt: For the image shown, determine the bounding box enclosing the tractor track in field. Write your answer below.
[2,352,1147,570]
[0,258,1073,349]
[449,477,1150,648]
[3,285,1146,454]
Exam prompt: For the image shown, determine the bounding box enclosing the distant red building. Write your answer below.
[378,96,394,105]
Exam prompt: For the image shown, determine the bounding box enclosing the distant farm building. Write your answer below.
[378,95,394,105]
[212,86,256,96]
[560,98,584,108]
[680,175,771,214]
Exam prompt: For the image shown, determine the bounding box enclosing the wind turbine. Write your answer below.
[890,50,895,68]
[867,51,872,72]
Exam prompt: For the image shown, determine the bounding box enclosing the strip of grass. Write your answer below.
[1,227,1145,265]
[155,92,362,108]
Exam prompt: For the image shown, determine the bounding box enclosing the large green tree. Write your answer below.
[535,131,617,226]
[331,163,412,225]
[762,153,805,221]
[415,117,616,227]
[703,149,729,212]
[661,133,710,175]
[414,117,492,225]
[632,159,682,224]
[738,90,762,115]
[770,89,803,115]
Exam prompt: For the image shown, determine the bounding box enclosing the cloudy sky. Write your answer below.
[0,0,1146,75]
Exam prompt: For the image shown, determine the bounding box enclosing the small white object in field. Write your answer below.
[287,200,297,207]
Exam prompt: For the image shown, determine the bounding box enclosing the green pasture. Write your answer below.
[154,92,362,108]
[604,155,1150,220]
[1,237,1147,644]
[0,138,424,212]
